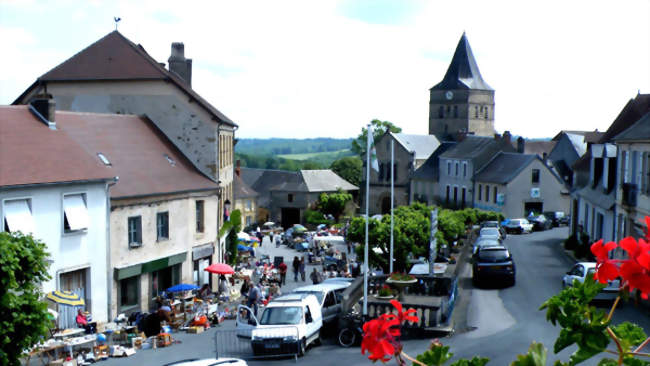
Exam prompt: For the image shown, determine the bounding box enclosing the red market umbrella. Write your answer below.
[204,263,235,275]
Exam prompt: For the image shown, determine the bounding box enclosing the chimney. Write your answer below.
[236,159,241,177]
[168,42,192,86]
[455,129,467,142]
[517,137,525,153]
[29,93,56,130]
[503,130,512,144]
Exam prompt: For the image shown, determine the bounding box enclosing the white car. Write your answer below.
[291,282,350,324]
[478,227,504,242]
[504,218,533,234]
[163,358,248,366]
[562,262,620,300]
[237,293,323,356]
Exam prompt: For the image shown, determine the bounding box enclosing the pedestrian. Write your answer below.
[278,261,287,286]
[292,256,300,281]
[347,241,352,255]
[299,257,306,282]
[240,278,250,300]
[275,232,281,248]
[247,281,262,317]
[218,275,229,297]
[310,268,321,285]
[270,232,274,245]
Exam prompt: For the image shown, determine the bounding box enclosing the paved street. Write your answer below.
[92,228,650,366]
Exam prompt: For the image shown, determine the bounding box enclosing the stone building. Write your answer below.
[429,33,495,140]
[233,162,259,228]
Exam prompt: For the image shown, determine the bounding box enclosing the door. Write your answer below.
[564,264,585,286]
[281,208,300,229]
[322,291,338,323]
[236,304,259,338]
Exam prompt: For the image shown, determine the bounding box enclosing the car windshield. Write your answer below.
[480,228,500,236]
[478,249,510,262]
[509,220,521,225]
[482,222,498,228]
[260,306,303,325]
[293,291,324,304]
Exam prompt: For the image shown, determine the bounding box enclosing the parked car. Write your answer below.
[291,282,350,324]
[562,262,620,301]
[481,220,507,239]
[478,227,504,242]
[472,246,516,287]
[504,218,533,234]
[543,211,568,227]
[531,215,552,231]
[472,237,502,255]
[237,293,322,356]
[164,359,248,366]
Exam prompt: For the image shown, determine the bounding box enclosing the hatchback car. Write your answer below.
[472,237,501,255]
[504,218,533,234]
[531,215,552,231]
[480,220,507,238]
[472,246,516,287]
[543,211,568,227]
[478,227,504,242]
[562,262,620,301]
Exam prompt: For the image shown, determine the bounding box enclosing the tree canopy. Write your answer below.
[330,156,362,187]
[351,119,402,157]
[317,190,353,221]
[0,231,51,365]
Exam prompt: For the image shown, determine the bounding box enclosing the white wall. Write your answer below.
[0,182,110,323]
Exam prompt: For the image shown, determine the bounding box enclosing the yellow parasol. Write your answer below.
[46,290,85,306]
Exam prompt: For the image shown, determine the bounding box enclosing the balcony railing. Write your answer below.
[622,183,637,207]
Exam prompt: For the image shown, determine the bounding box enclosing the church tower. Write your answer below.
[429,33,495,140]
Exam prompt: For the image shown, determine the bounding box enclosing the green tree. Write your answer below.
[351,119,402,157]
[221,209,242,266]
[318,190,353,221]
[330,156,363,186]
[0,231,51,365]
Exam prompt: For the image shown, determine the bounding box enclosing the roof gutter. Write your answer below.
[1,178,115,190]
[110,187,220,200]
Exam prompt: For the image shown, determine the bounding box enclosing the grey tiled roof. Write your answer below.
[240,168,300,206]
[412,142,457,181]
[599,94,650,143]
[234,174,258,199]
[431,32,493,91]
[300,170,358,192]
[613,111,650,141]
[576,185,616,209]
[473,152,537,184]
[440,136,515,171]
[391,133,440,160]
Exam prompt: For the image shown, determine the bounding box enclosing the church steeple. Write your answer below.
[428,33,495,140]
[432,32,492,91]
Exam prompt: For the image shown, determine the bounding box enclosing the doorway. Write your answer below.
[524,202,543,216]
[281,208,300,229]
[381,196,391,215]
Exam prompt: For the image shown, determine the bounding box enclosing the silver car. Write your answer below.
[562,262,620,301]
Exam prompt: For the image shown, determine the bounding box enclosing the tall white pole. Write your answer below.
[390,139,394,274]
[363,125,370,316]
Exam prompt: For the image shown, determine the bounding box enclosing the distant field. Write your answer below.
[278,149,352,161]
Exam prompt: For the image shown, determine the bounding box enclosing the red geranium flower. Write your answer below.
[390,299,419,324]
[361,315,400,362]
[619,236,650,299]
[590,239,620,283]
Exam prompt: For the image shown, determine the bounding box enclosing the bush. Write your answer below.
[305,209,333,226]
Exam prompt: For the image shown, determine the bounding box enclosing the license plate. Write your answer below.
[266,343,280,349]
[491,266,503,270]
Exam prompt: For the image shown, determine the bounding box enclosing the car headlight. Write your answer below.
[283,335,298,342]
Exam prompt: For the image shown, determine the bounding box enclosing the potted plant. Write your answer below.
[386,273,417,301]
[375,285,394,299]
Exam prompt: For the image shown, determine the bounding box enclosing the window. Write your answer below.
[463,162,467,178]
[97,153,111,165]
[447,162,451,175]
[151,264,181,299]
[532,169,540,184]
[385,163,391,182]
[438,106,444,118]
[485,106,489,119]
[453,106,458,118]
[622,150,629,184]
[632,151,639,185]
[461,187,466,207]
[245,200,252,211]
[493,187,497,204]
[478,184,482,201]
[379,163,384,180]
[485,185,490,202]
[475,106,479,118]
[643,152,650,195]
[128,216,142,246]
[446,186,450,203]
[246,216,252,226]
[156,212,169,241]
[455,162,459,176]
[288,194,294,203]
[3,199,35,234]
[196,200,204,233]
[63,194,89,233]
[119,276,139,311]
[324,291,336,307]
[453,186,458,205]
[596,213,604,240]
[393,163,398,181]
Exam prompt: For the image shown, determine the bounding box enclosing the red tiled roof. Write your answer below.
[54,111,219,198]
[15,31,236,127]
[0,106,113,187]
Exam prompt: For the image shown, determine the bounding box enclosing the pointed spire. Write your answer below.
[432,33,492,91]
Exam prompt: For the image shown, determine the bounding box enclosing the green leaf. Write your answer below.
[597,359,618,366]
[449,357,490,366]
[612,322,647,352]
[510,342,547,366]
[415,343,453,366]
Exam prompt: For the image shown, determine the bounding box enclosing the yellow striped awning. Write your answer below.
[46,290,85,306]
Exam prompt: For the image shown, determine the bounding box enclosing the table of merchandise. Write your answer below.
[64,335,97,359]
[52,328,85,340]
[25,341,65,365]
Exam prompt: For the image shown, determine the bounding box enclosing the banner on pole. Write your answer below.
[429,209,438,275]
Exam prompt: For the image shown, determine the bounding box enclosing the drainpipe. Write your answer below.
[106,176,119,321]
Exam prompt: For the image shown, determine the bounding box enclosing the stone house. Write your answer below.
[0,105,114,325]
[473,152,570,218]
[409,142,457,206]
[437,133,516,208]
[365,132,440,215]
[233,163,259,228]
[13,30,236,256]
[48,107,221,317]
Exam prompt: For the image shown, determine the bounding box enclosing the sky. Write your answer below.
[1,0,649,139]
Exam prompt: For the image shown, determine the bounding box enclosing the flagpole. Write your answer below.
[363,124,370,316]
[389,139,394,274]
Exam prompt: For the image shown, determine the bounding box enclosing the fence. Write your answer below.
[214,327,298,362]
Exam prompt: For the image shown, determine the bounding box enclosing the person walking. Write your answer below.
[310,268,322,285]
[278,261,287,286]
[247,281,262,317]
[292,256,300,281]
[299,257,306,282]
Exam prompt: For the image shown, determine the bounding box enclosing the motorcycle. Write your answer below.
[337,311,365,347]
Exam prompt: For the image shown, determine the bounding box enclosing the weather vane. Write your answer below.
[114,17,121,31]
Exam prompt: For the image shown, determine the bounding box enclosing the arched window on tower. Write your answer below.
[447,105,451,114]
[438,106,444,118]
[453,106,458,118]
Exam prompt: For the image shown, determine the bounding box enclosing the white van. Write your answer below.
[236,293,322,356]
[290,282,350,324]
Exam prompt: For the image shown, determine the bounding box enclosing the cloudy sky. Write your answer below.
[1,0,649,139]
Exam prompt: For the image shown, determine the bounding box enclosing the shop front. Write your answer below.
[192,242,214,289]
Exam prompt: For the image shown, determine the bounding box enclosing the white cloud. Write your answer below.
[0,0,648,139]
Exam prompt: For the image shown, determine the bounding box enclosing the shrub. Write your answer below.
[305,209,333,225]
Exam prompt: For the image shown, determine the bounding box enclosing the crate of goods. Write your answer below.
[187,326,204,334]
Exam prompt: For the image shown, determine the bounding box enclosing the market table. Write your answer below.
[52,328,85,340]
[25,342,65,365]
[64,335,96,359]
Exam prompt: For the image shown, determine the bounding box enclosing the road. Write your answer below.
[82,228,650,366]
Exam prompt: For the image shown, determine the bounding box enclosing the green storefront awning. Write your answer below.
[114,252,187,280]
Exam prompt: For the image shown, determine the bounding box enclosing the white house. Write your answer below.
[0,104,115,326]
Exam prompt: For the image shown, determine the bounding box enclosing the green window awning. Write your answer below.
[114,252,187,280]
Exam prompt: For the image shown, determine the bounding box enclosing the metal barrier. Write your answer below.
[214,326,299,362]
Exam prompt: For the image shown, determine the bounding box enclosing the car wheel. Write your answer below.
[314,331,322,346]
[338,328,356,348]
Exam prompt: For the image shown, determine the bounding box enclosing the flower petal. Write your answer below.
[390,299,403,314]
[620,237,639,256]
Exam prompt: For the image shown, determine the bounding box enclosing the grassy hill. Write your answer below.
[278,149,352,161]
